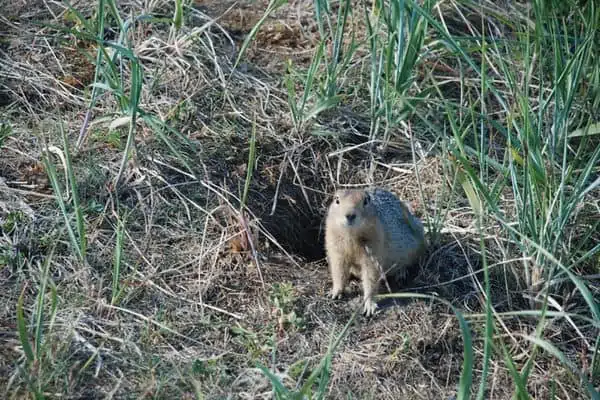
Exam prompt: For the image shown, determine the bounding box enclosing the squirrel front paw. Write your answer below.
[362,298,378,317]
[329,287,344,300]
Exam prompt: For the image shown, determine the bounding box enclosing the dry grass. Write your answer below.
[1,0,598,399]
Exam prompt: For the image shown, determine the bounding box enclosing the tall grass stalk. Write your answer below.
[60,123,87,260]
[242,118,265,287]
[113,60,142,187]
[15,244,58,398]
[283,0,358,131]
[172,0,184,33]
[366,0,431,143]
[64,0,197,181]
[315,0,351,100]
[111,219,125,305]
[42,124,87,263]
[474,18,493,400]
[398,0,600,386]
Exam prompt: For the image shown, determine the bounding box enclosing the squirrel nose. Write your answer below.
[345,213,356,224]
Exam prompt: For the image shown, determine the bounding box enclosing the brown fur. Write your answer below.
[324,188,426,316]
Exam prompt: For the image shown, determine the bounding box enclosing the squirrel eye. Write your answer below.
[334,196,340,205]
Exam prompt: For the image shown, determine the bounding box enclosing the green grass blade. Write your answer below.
[60,123,86,259]
[111,219,125,305]
[114,61,142,187]
[521,335,600,399]
[105,0,124,27]
[173,0,183,31]
[304,96,341,121]
[34,261,49,359]
[42,150,84,262]
[141,114,198,178]
[475,19,493,400]
[298,41,325,117]
[240,117,257,211]
[17,285,35,364]
[298,309,358,395]
[256,364,291,398]
[74,0,105,148]
[0,121,12,149]
[499,340,530,400]
[284,60,300,127]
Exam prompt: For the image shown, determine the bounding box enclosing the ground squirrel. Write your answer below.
[324,187,426,316]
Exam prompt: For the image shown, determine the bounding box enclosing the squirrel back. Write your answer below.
[325,187,426,271]
[365,187,426,269]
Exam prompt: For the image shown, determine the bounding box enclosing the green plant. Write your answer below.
[15,246,58,399]
[365,0,432,143]
[431,0,600,397]
[42,123,87,263]
[269,282,305,332]
[0,120,11,149]
[231,324,273,360]
[259,308,359,400]
[285,0,356,131]
[111,218,125,305]
[91,128,121,148]
[1,210,26,234]
[60,0,197,186]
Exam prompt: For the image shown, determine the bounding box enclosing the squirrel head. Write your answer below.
[327,189,377,233]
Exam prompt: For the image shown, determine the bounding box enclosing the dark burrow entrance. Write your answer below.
[200,144,329,263]
[248,180,327,262]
